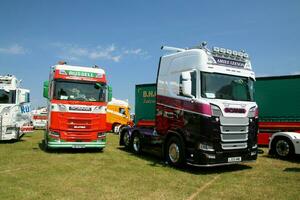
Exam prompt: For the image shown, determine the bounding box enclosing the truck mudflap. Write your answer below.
[186,148,258,167]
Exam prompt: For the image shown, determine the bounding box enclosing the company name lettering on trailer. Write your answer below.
[21,104,31,113]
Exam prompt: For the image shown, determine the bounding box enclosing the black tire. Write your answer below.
[165,136,185,167]
[131,133,142,154]
[122,130,131,149]
[112,123,120,134]
[272,137,295,158]
[118,125,125,135]
[14,130,20,142]
[42,139,49,152]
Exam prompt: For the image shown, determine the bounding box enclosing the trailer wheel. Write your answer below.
[272,137,294,158]
[131,133,142,154]
[166,136,185,167]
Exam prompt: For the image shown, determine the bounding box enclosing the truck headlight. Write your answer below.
[49,131,60,138]
[211,104,222,117]
[199,142,215,151]
[58,104,67,112]
[97,132,106,139]
[248,106,258,118]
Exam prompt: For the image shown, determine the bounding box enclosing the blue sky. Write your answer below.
[0,0,299,108]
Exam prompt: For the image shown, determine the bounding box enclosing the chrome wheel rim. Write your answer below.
[169,143,180,163]
[114,126,119,133]
[123,132,130,146]
[276,140,290,157]
[133,136,140,152]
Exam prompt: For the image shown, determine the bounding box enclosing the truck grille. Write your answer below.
[221,142,248,150]
[68,119,91,125]
[67,119,92,131]
[219,117,249,150]
[220,126,248,134]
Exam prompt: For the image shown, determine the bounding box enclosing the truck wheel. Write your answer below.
[122,130,131,149]
[112,124,120,134]
[42,139,49,152]
[14,130,20,142]
[132,133,142,154]
[166,136,185,167]
[272,137,294,158]
[118,125,125,135]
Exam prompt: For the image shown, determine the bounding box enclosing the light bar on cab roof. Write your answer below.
[212,46,249,59]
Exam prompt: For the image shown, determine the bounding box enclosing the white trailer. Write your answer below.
[0,75,33,141]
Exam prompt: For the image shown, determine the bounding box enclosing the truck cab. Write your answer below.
[106,98,133,133]
[43,62,112,149]
[0,75,32,141]
[120,43,258,167]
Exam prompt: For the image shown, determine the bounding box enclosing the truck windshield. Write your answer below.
[0,89,16,104]
[201,72,254,101]
[53,80,107,102]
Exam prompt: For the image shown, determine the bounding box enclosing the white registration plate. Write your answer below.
[72,145,85,149]
[228,156,242,162]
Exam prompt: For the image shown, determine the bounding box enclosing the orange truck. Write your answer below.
[43,62,112,150]
[106,98,133,133]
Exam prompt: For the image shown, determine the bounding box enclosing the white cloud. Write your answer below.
[0,44,28,55]
[291,71,300,75]
[52,43,148,62]
[124,48,142,55]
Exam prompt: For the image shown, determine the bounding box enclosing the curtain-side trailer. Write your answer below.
[255,75,300,158]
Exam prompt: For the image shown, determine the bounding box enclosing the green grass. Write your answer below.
[0,131,299,200]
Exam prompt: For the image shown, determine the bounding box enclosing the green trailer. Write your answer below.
[134,84,156,124]
[254,74,300,145]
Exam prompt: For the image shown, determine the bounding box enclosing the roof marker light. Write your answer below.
[237,52,243,57]
[226,49,232,54]
[220,48,226,53]
[213,47,220,52]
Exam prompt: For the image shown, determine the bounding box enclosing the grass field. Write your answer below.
[0,130,299,200]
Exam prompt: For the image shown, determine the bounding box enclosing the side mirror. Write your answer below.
[181,72,193,98]
[43,81,49,99]
[108,86,112,102]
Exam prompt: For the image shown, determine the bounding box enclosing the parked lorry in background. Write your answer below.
[255,75,300,158]
[106,98,133,133]
[0,75,33,141]
[43,62,112,150]
[32,107,48,129]
[120,43,259,167]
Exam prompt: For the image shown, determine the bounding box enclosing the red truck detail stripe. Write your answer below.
[157,95,212,116]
